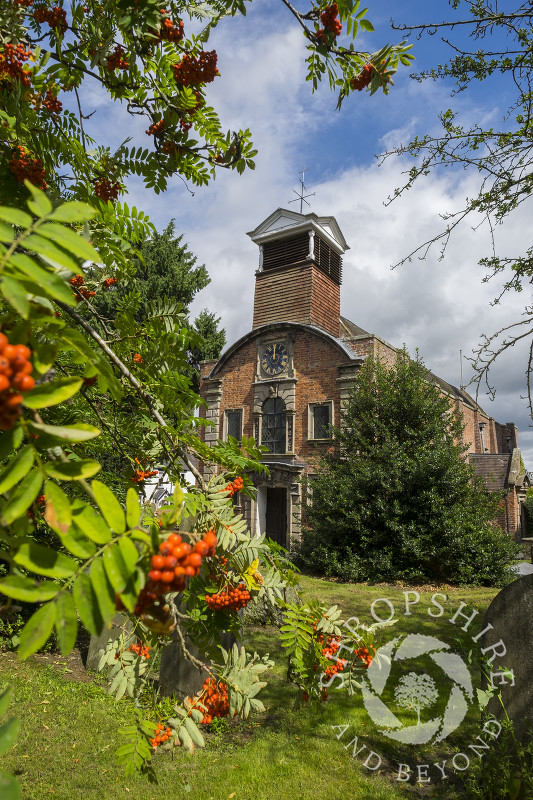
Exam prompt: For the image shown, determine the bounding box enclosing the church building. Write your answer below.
[199,208,529,549]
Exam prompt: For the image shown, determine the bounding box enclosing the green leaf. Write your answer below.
[44,480,71,534]
[0,575,59,603]
[359,18,374,31]
[29,422,100,442]
[14,542,77,579]
[59,526,96,559]
[92,480,125,534]
[0,426,23,462]
[0,770,21,800]
[54,592,78,655]
[48,202,95,223]
[73,573,103,636]
[0,446,34,495]
[90,558,116,625]
[0,276,29,318]
[8,253,75,305]
[72,502,111,544]
[31,341,58,376]
[18,601,56,659]
[24,182,52,216]
[0,222,14,242]
[183,716,205,748]
[103,546,129,594]
[126,488,140,528]
[23,377,83,408]
[44,459,101,481]
[0,206,32,227]
[118,537,138,572]
[0,718,19,757]
[37,223,99,262]
[1,469,42,525]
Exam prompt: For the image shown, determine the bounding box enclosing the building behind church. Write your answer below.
[199,208,530,548]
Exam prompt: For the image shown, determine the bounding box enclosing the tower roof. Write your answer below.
[247,208,349,254]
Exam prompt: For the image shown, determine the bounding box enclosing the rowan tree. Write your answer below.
[0,0,414,787]
[299,351,516,586]
[381,1,533,416]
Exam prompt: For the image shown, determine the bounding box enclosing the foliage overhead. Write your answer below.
[299,350,516,586]
[0,0,415,786]
[381,0,533,416]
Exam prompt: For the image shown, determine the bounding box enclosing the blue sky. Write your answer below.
[81,0,533,466]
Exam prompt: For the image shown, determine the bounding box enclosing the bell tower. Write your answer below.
[247,209,349,338]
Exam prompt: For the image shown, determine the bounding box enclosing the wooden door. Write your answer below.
[265,487,287,547]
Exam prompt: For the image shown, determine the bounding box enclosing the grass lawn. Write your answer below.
[0,576,501,800]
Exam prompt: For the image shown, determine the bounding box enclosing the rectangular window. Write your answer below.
[309,402,333,440]
[225,409,243,442]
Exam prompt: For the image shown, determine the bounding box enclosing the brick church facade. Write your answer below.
[199,208,530,549]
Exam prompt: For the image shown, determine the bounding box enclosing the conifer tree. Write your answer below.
[300,350,516,586]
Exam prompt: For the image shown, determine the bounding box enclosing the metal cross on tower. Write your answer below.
[289,168,316,213]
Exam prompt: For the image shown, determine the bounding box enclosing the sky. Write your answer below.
[82,0,533,468]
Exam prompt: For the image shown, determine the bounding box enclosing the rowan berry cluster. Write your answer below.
[13,0,34,6]
[94,178,121,202]
[42,88,62,114]
[131,467,158,483]
[102,277,117,289]
[106,45,129,71]
[133,353,143,364]
[128,642,151,659]
[150,723,172,747]
[8,146,47,189]
[158,10,184,42]
[32,5,68,36]
[0,43,32,87]
[223,476,243,497]
[161,142,177,155]
[173,51,218,87]
[205,583,250,612]
[321,636,346,679]
[134,529,217,616]
[0,335,34,431]
[69,274,96,301]
[146,119,166,136]
[350,63,373,91]
[353,645,374,667]
[316,2,342,42]
[197,677,229,724]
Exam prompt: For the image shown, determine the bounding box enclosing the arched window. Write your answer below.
[261,397,286,454]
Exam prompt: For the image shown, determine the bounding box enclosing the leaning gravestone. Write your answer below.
[159,626,239,699]
[85,613,133,671]
[482,573,533,739]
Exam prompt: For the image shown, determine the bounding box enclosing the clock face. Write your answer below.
[261,342,289,376]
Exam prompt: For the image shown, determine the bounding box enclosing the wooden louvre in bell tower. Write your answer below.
[247,208,349,338]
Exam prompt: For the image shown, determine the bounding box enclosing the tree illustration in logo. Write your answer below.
[360,633,474,745]
[394,673,439,725]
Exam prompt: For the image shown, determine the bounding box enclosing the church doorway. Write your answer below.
[265,487,287,546]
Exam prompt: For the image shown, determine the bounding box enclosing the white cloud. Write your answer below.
[102,0,533,469]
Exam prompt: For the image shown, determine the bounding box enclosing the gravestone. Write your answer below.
[159,627,240,699]
[482,573,533,738]
[85,614,132,672]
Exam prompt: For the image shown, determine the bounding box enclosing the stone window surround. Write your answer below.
[252,379,296,454]
[307,400,334,441]
[223,407,244,442]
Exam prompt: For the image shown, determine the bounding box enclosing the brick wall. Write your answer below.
[253,263,340,337]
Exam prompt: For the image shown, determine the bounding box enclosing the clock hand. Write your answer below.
[272,344,277,360]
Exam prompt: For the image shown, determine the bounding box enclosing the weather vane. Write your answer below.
[289,168,315,213]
